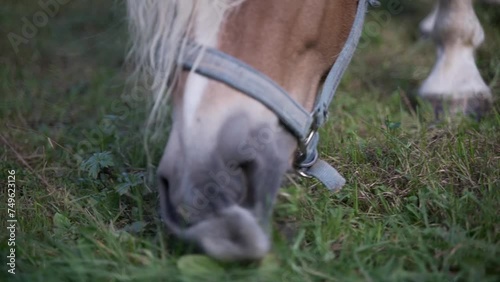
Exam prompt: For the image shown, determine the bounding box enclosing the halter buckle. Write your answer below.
[298,130,316,155]
[296,149,318,178]
[295,129,319,177]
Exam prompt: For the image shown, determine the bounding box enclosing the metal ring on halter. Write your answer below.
[297,130,316,159]
[296,148,319,178]
[295,130,318,178]
[297,169,313,179]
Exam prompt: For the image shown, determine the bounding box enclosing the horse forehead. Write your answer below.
[220,0,357,51]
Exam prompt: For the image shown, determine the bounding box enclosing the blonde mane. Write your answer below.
[126,0,244,131]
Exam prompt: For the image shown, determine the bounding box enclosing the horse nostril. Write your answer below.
[157,173,182,226]
[159,175,169,191]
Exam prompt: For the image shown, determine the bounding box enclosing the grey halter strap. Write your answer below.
[181,0,373,191]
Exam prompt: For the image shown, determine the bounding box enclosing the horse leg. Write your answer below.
[418,0,492,119]
[419,2,438,37]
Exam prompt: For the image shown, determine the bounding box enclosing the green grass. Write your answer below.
[1,0,499,281]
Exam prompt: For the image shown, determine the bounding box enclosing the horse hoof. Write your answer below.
[426,95,492,120]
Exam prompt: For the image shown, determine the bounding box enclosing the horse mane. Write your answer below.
[126,0,244,132]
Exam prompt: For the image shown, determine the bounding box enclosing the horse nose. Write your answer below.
[157,155,248,225]
[156,114,294,260]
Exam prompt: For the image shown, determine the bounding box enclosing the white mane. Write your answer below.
[126,0,244,132]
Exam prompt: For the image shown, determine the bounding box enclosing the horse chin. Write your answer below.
[183,205,270,261]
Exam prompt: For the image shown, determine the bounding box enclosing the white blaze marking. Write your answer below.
[183,73,209,128]
[182,6,223,128]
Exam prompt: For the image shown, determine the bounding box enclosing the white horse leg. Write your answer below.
[419,0,492,118]
[419,2,438,37]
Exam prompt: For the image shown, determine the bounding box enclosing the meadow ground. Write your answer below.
[0,1,499,281]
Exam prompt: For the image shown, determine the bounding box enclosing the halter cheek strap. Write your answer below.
[181,0,375,191]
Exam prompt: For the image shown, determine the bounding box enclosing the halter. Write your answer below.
[181,0,376,191]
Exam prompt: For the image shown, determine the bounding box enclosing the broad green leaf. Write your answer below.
[53,213,71,230]
[177,255,224,280]
[80,151,115,179]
